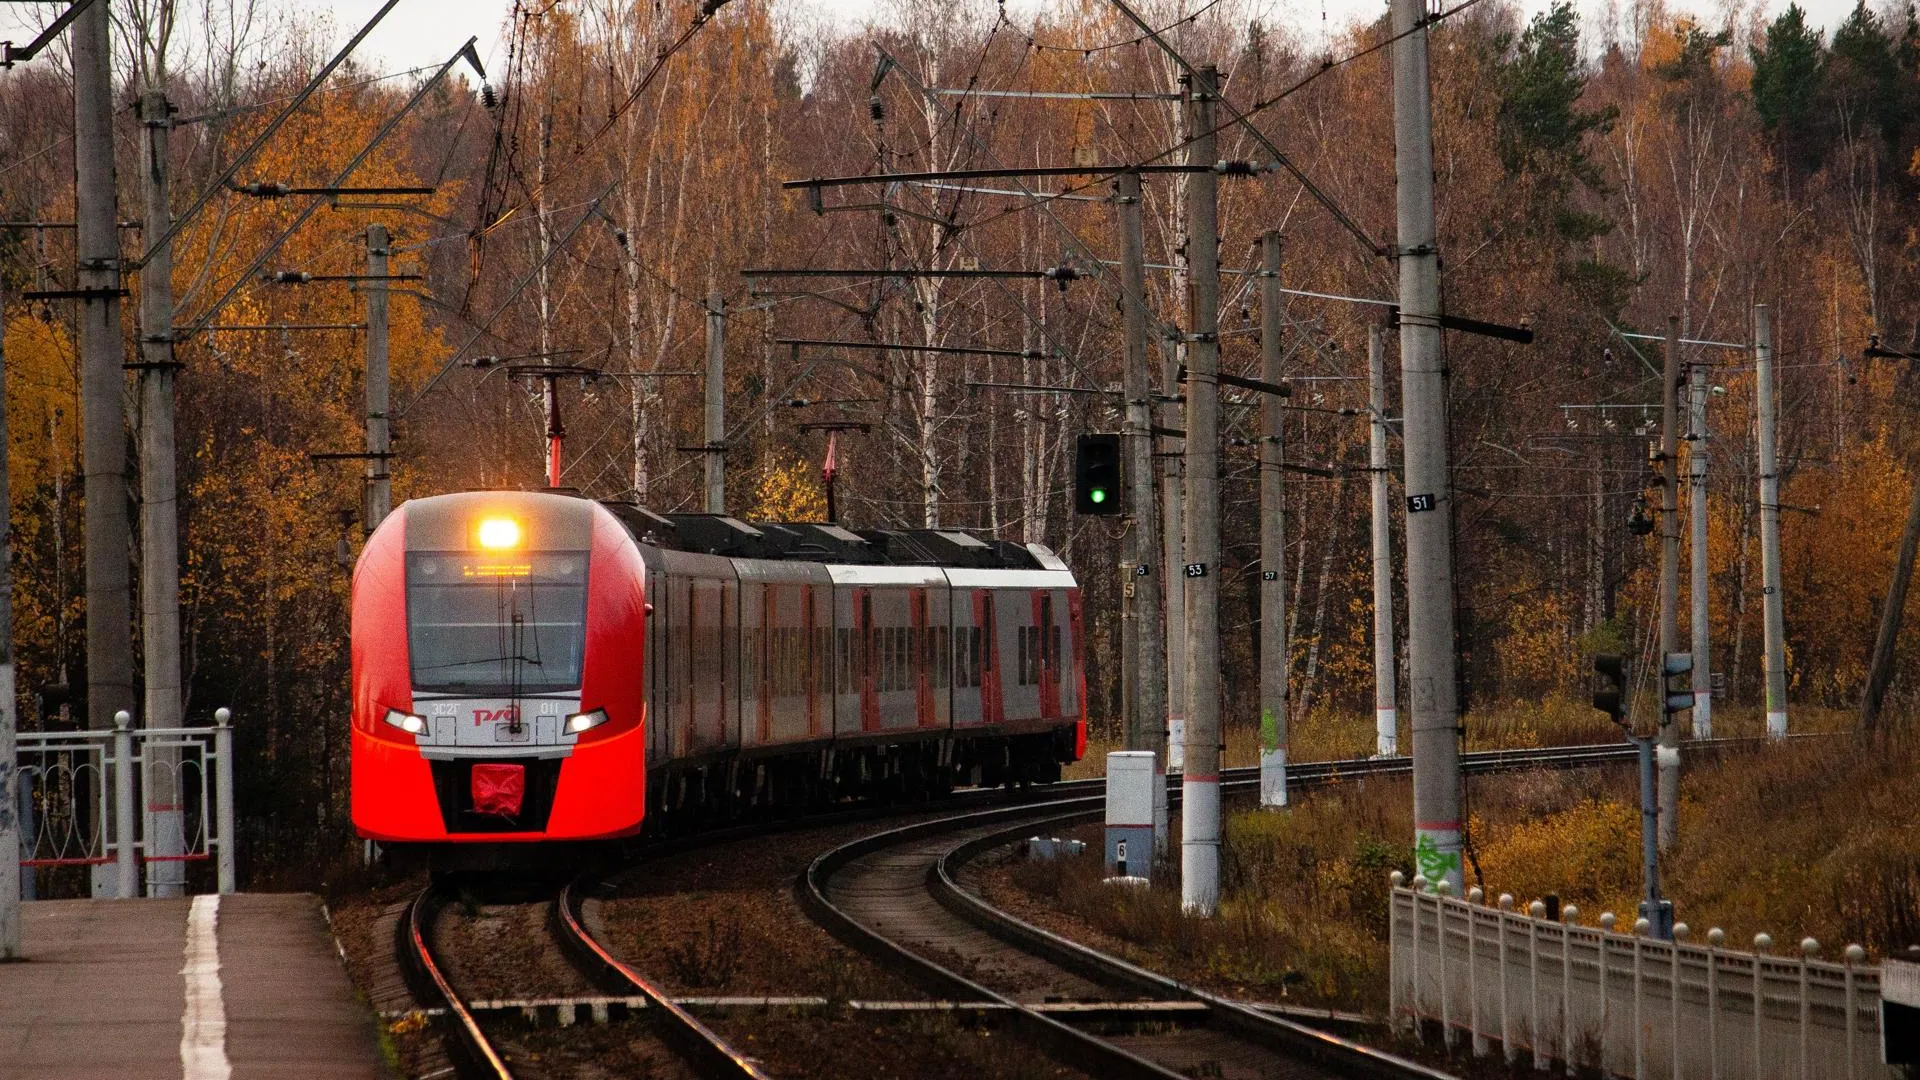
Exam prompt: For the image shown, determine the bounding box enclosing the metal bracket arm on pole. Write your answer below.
[1107,0,1386,258]
[784,163,1212,190]
[776,337,1051,360]
[1389,306,1535,344]
[1178,365,1293,398]
[176,36,478,338]
[21,287,129,300]
[745,266,1079,281]
[1,0,104,67]
[396,183,616,419]
[130,0,406,268]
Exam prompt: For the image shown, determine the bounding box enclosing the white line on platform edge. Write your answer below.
[180,894,231,1080]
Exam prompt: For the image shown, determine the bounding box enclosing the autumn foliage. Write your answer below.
[6,0,1920,882]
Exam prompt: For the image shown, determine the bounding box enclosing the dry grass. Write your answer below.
[1003,780,1415,1011]
[1026,714,1919,1018]
[1475,728,1920,956]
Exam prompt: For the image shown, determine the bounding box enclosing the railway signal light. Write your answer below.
[1074,433,1123,515]
[1591,654,1627,723]
[1663,651,1694,717]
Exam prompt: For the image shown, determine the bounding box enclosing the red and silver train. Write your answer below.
[350,490,1086,860]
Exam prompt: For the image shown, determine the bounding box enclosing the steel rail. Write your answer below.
[398,887,515,1080]
[796,796,1188,1080]
[800,736,1800,1079]
[932,794,1454,1080]
[553,878,773,1080]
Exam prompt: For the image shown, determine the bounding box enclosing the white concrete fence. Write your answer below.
[1389,874,1888,1078]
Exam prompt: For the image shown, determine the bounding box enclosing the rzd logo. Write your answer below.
[473,706,520,727]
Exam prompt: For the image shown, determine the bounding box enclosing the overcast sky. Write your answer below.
[0,0,1893,84]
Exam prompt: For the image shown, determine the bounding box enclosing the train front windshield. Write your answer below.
[405,551,589,695]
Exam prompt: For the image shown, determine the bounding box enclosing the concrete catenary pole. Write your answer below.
[1257,231,1289,809]
[0,289,18,957]
[1368,324,1399,756]
[705,289,725,514]
[74,0,138,899]
[1687,349,1712,737]
[1862,480,1920,730]
[137,88,186,897]
[1161,329,1187,776]
[1755,304,1788,738]
[1390,0,1463,893]
[1658,316,1682,851]
[1180,66,1224,915]
[1116,170,1168,849]
[365,224,392,532]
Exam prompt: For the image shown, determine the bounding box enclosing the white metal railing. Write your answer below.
[15,708,235,897]
[1389,874,1888,1078]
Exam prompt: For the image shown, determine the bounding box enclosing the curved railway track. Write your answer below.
[553,875,774,1079]
[393,736,1780,1078]
[800,738,1777,1079]
[398,887,517,1079]
[397,877,771,1079]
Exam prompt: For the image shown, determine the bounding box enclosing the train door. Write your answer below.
[688,578,724,756]
[831,585,856,738]
[929,583,952,730]
[950,587,980,726]
[859,589,880,732]
[1065,587,1084,726]
[805,584,827,740]
[912,588,933,729]
[671,575,692,760]
[745,578,768,748]
[1035,591,1061,720]
[644,564,667,767]
[975,589,1004,727]
[720,578,737,753]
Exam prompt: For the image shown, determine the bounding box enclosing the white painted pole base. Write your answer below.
[1767,710,1787,739]
[1259,748,1287,808]
[1692,693,1711,739]
[1181,776,1220,915]
[1376,707,1398,757]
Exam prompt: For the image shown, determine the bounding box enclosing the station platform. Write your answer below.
[0,893,389,1080]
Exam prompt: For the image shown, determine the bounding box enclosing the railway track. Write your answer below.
[553,875,773,1079]
[397,886,517,1079]
[389,735,1777,1078]
[396,876,771,1079]
[798,737,1781,1079]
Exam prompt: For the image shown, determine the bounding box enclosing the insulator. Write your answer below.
[481,84,498,109]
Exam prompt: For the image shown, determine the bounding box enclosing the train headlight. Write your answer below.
[383,709,427,735]
[566,708,608,734]
[476,516,521,550]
